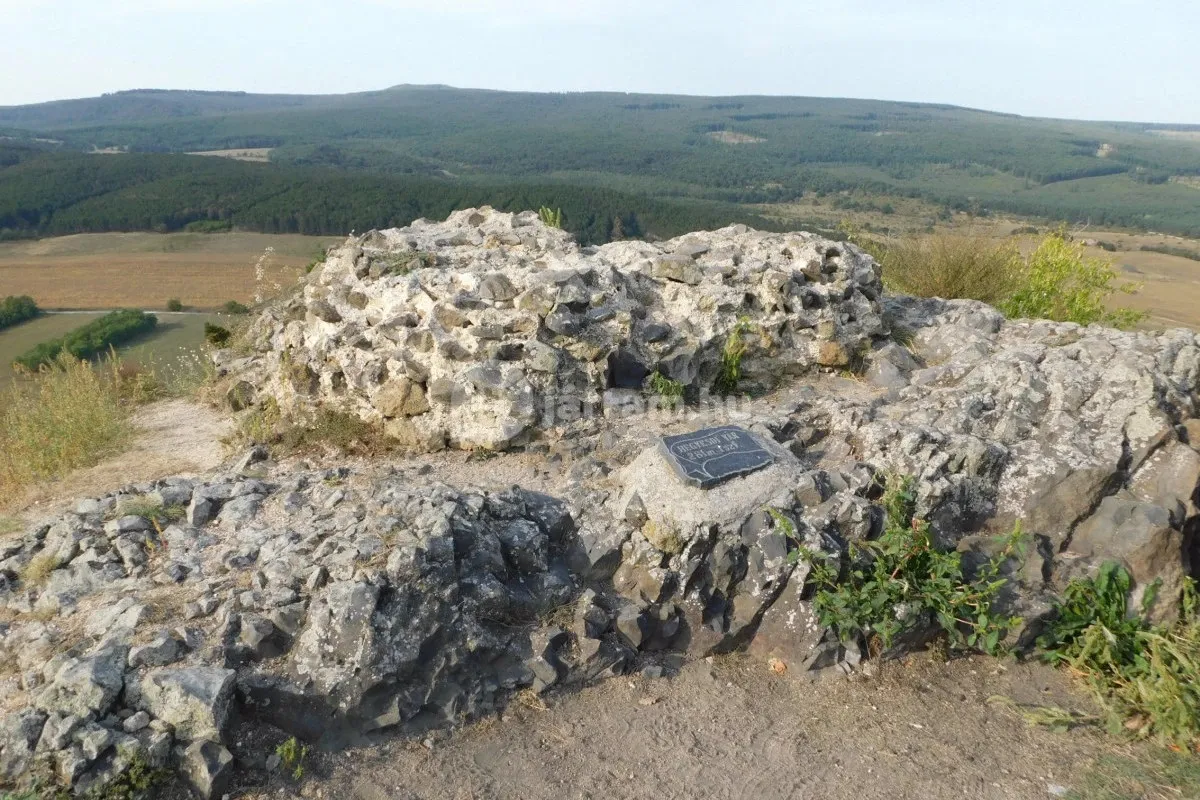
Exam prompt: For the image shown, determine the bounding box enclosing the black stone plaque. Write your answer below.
[658,425,774,489]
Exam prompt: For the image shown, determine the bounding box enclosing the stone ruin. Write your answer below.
[2,209,1199,797]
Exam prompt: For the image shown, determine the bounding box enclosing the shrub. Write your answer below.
[166,298,183,312]
[13,309,157,371]
[204,323,231,347]
[781,476,1025,655]
[1037,563,1200,749]
[1000,232,1146,328]
[877,233,1023,306]
[222,300,250,315]
[1140,243,1200,262]
[0,354,132,505]
[0,295,40,330]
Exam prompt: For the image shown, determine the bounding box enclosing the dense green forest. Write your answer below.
[1,85,1199,237]
[0,143,783,244]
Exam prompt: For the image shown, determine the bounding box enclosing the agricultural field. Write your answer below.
[0,231,339,309]
[0,310,223,386]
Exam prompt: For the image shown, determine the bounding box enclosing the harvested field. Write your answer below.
[0,231,341,310]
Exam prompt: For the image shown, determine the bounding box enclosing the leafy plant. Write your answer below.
[1000,231,1146,328]
[648,371,684,402]
[782,476,1025,655]
[275,736,308,780]
[165,298,183,312]
[222,300,250,315]
[714,318,753,395]
[538,206,563,228]
[1037,563,1200,749]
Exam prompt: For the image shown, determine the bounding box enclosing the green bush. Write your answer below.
[780,476,1024,655]
[166,298,183,312]
[1000,232,1146,327]
[204,323,231,347]
[13,309,157,371]
[1037,563,1200,749]
[222,300,250,314]
[0,295,40,330]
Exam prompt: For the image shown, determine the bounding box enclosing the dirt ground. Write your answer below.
[231,654,1126,800]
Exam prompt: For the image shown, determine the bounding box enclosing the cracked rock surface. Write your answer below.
[2,213,1199,797]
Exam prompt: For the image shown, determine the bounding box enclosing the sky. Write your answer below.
[1,0,1196,123]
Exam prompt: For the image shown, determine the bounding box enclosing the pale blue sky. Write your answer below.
[1,0,1196,123]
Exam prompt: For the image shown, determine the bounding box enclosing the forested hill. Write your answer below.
[0,142,782,244]
[2,85,1200,236]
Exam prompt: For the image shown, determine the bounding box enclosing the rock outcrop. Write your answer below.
[220,207,885,451]
[3,211,1199,797]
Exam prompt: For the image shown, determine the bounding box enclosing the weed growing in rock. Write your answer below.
[648,371,684,403]
[276,736,308,780]
[538,206,564,228]
[112,498,185,525]
[781,476,1025,655]
[375,250,435,276]
[714,318,753,395]
[18,553,62,588]
[1037,563,1200,749]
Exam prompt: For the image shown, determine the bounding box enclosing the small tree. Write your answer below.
[1000,231,1145,328]
[166,298,183,312]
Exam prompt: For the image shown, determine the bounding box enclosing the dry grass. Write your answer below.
[0,355,134,506]
[18,553,62,588]
[0,232,338,310]
[878,233,1023,305]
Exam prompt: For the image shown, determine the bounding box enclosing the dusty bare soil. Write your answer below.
[226,654,1123,800]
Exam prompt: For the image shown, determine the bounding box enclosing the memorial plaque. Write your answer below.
[658,425,774,489]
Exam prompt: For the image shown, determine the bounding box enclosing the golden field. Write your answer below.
[0,231,341,310]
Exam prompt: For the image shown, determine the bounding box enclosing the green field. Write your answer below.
[0,311,219,386]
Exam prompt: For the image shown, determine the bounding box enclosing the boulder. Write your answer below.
[135,667,235,743]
